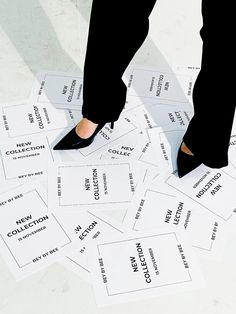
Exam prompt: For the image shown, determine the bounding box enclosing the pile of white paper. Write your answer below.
[0,65,236,306]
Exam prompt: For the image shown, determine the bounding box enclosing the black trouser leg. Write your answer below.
[82,0,235,168]
[183,1,235,167]
[82,0,156,124]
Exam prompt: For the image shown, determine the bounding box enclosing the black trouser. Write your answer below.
[82,0,235,168]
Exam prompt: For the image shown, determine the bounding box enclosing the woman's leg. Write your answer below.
[183,0,235,168]
[81,0,157,124]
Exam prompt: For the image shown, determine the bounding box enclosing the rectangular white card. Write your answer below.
[164,167,236,221]
[0,100,76,140]
[57,210,124,282]
[89,229,205,306]
[123,182,226,257]
[0,182,74,280]
[48,160,143,211]
[128,104,192,131]
[123,65,194,104]
[99,128,149,161]
[0,134,54,185]
[30,71,83,110]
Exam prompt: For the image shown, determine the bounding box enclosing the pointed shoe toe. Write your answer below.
[53,121,114,151]
[177,146,202,178]
[53,126,93,150]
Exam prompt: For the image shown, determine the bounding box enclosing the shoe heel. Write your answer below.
[110,122,114,129]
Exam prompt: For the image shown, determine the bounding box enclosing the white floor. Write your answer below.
[1,1,236,313]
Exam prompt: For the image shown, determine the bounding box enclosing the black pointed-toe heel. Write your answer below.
[53,121,115,150]
[177,143,202,178]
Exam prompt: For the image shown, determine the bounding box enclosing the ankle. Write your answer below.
[75,118,98,139]
[181,142,194,156]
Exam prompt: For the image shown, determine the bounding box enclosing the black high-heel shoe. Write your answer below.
[177,142,202,178]
[53,121,114,150]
